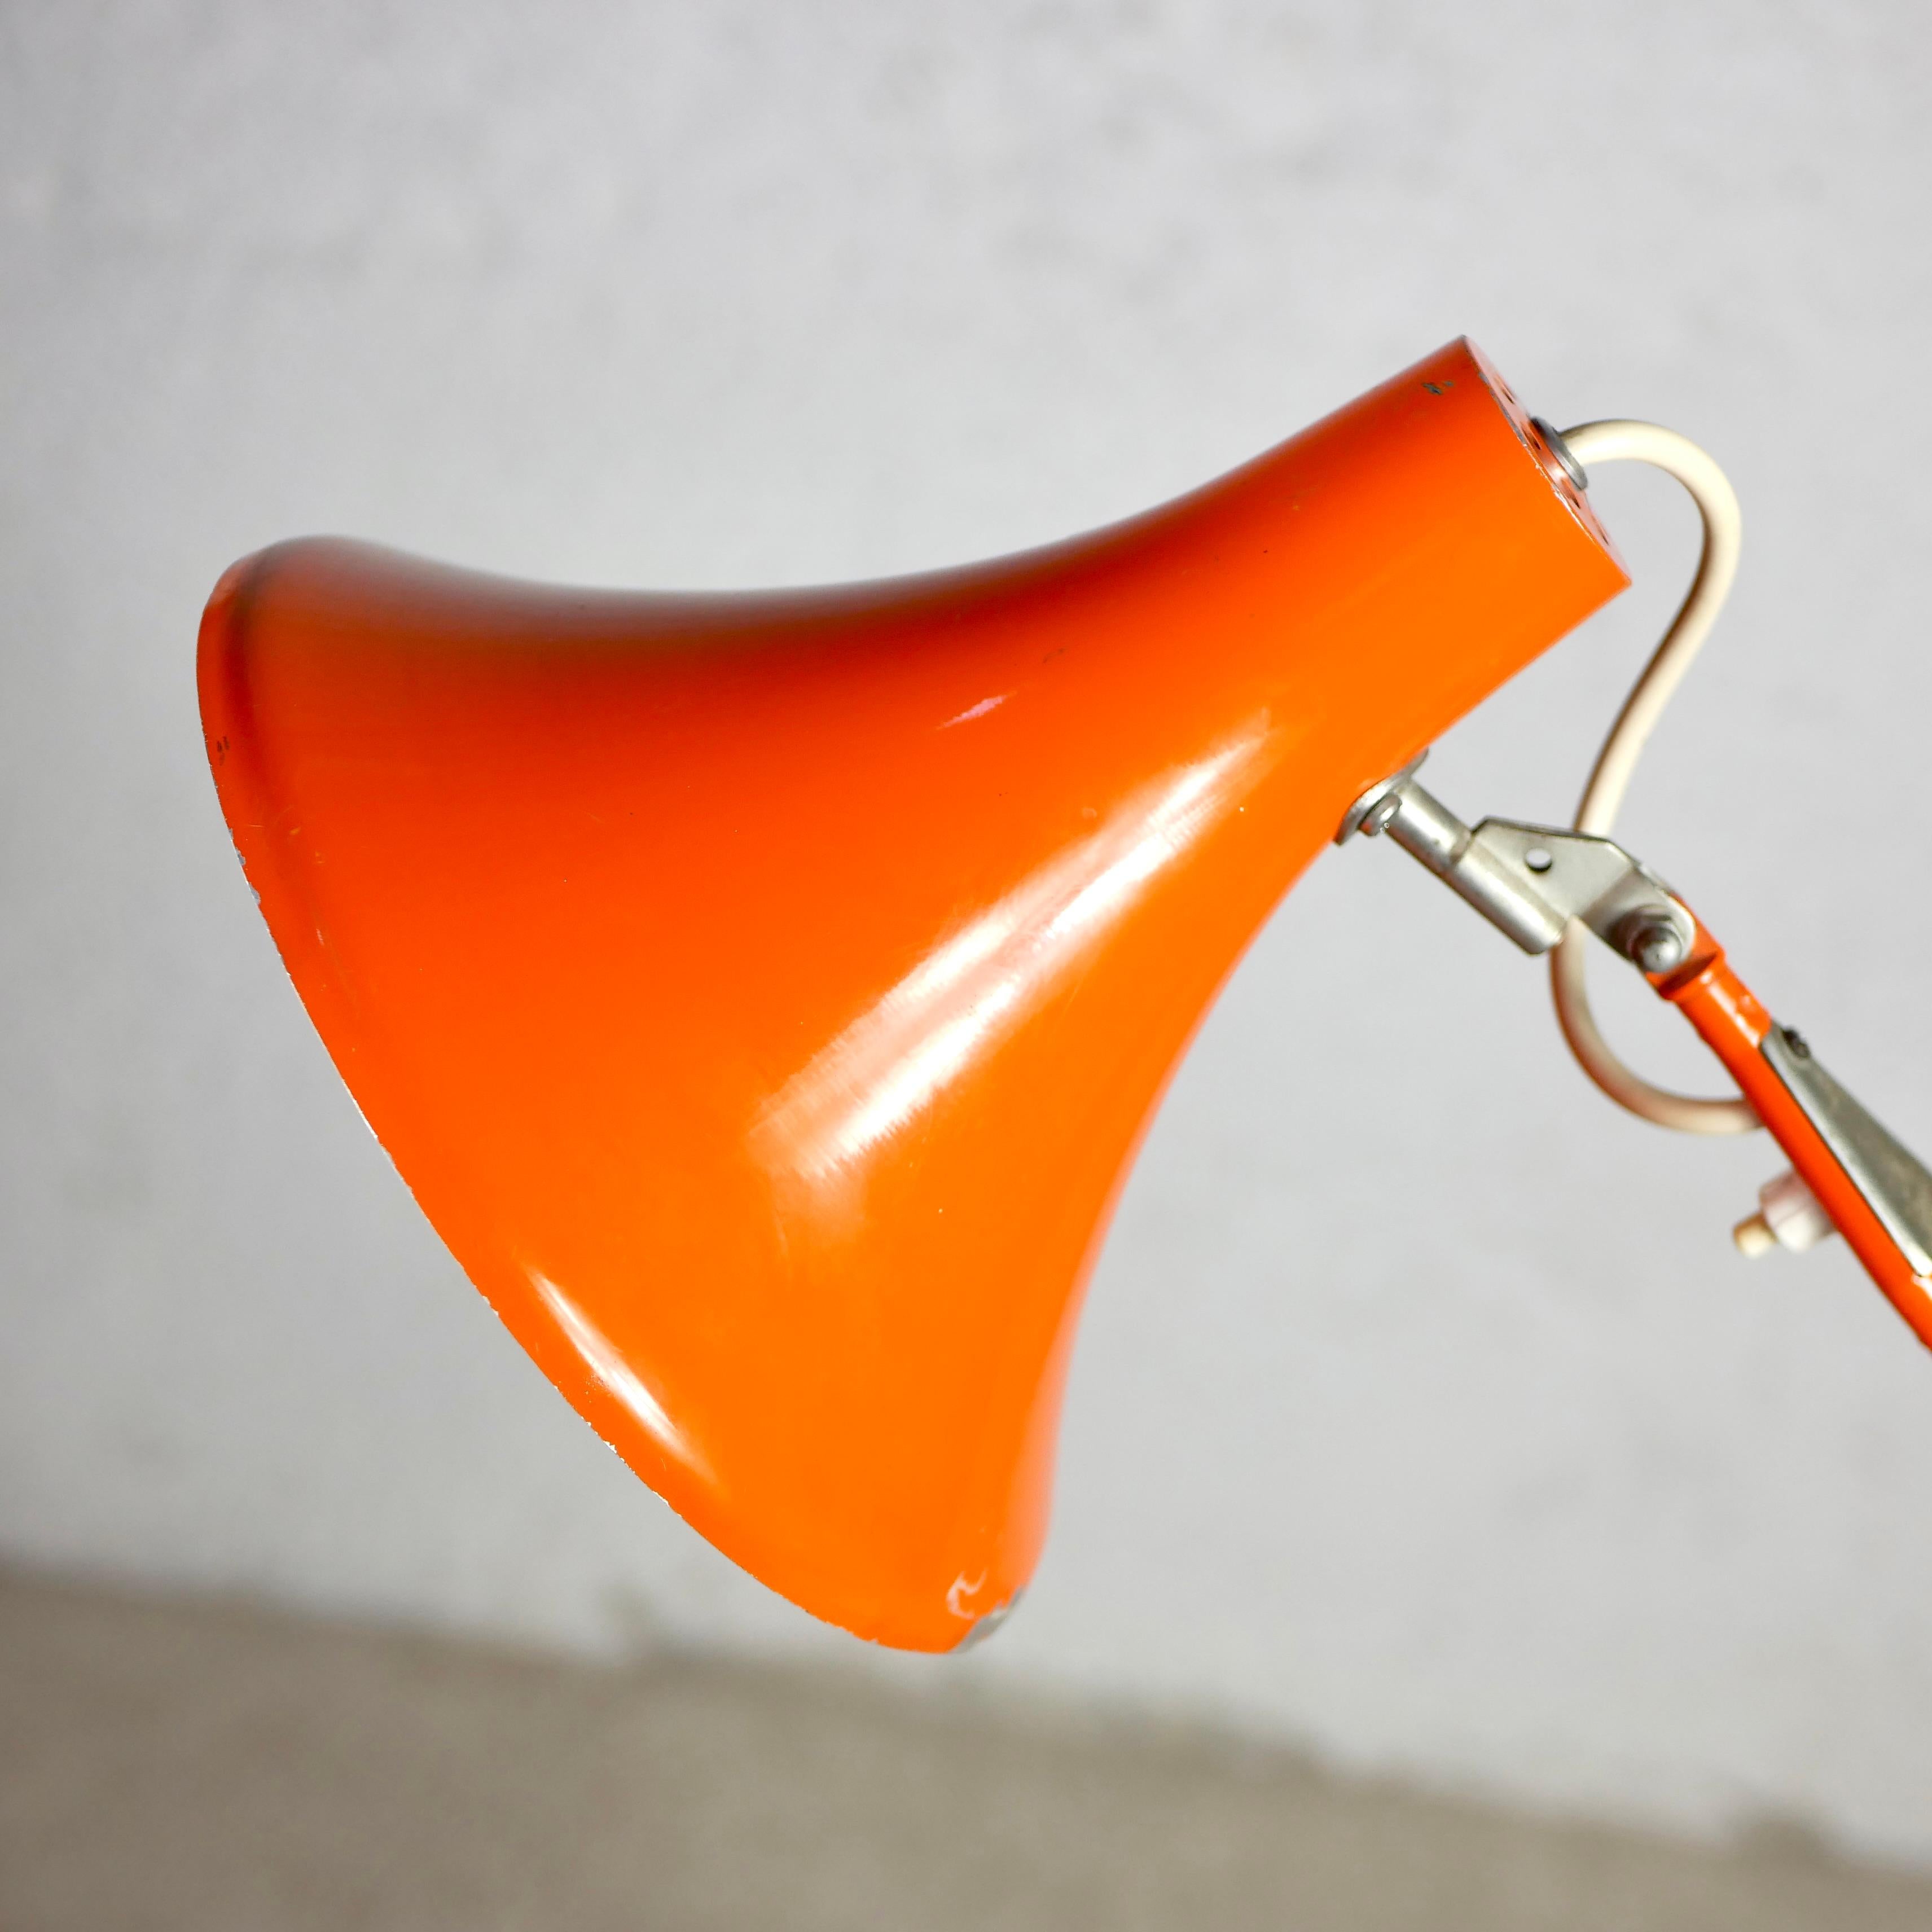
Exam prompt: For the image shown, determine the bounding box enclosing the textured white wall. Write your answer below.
[6,0,1932,1863]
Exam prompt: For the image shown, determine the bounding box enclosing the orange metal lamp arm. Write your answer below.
[1661,938,1932,1342]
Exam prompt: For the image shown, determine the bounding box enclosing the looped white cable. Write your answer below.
[1549,420,1759,1136]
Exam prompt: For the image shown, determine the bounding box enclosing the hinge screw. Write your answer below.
[1613,910,1688,974]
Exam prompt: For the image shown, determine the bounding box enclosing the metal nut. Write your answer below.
[1613,908,1688,974]
[1531,417,1589,491]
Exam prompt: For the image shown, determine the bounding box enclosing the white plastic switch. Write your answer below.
[1733,1168,1837,1258]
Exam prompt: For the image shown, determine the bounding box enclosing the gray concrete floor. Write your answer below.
[4,1569,1930,1930]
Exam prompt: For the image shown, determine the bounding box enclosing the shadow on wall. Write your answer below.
[4,1567,1930,1932]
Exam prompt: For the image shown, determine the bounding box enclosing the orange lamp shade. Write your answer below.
[199,339,1626,1652]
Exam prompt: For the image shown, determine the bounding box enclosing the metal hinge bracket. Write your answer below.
[1335,753,1694,972]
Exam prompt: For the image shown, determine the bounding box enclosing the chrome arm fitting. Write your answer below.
[1336,754,1932,1276]
[1334,753,1696,974]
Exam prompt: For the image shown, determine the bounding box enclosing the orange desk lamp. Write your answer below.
[199,339,1932,1654]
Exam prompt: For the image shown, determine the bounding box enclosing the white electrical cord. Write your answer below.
[1547,420,1760,1136]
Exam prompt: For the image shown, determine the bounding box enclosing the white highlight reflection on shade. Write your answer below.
[939,692,1009,728]
[530,1270,709,1478]
[750,715,1277,1193]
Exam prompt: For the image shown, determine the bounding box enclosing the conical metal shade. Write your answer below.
[199,339,1624,1650]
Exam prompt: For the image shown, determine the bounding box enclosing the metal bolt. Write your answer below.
[1334,752,1430,846]
[1614,909,1688,974]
